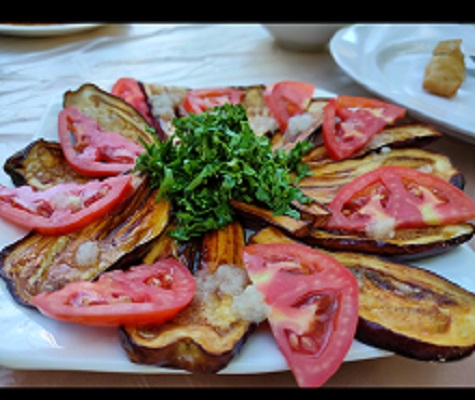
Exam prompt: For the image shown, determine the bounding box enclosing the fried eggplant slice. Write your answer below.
[250,226,475,362]
[64,83,156,146]
[0,178,170,306]
[3,139,90,189]
[349,253,475,362]
[302,123,442,167]
[304,223,475,260]
[270,98,328,150]
[229,199,312,237]
[120,221,258,373]
[299,147,464,206]
[141,82,189,138]
[142,223,201,274]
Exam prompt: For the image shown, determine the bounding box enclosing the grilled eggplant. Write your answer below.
[120,221,257,373]
[142,224,201,273]
[270,98,328,151]
[302,123,442,167]
[296,145,471,259]
[299,147,464,206]
[0,178,170,306]
[3,139,90,189]
[250,226,475,362]
[305,224,475,260]
[141,82,188,139]
[229,199,312,237]
[64,83,156,146]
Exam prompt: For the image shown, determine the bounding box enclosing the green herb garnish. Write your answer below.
[135,103,313,241]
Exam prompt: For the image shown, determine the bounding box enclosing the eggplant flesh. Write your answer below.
[64,83,156,146]
[0,179,170,306]
[299,147,464,206]
[302,123,442,167]
[120,221,257,374]
[345,254,475,362]
[143,82,326,144]
[3,139,90,189]
[141,83,188,139]
[229,199,312,238]
[305,223,475,261]
[250,226,475,362]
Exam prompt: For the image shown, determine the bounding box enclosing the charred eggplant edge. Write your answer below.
[119,322,257,374]
[357,317,475,362]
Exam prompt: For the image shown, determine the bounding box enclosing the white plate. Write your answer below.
[330,24,475,144]
[1,86,475,374]
[0,23,102,37]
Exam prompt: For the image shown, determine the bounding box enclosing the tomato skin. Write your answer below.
[325,165,475,233]
[242,243,359,387]
[0,175,134,235]
[183,87,244,114]
[263,80,315,132]
[335,95,406,123]
[30,259,196,326]
[323,96,406,161]
[111,77,154,125]
[58,106,144,177]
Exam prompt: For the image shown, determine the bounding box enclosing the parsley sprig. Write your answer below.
[135,103,313,241]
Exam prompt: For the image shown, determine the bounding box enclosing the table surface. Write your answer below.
[1,23,475,388]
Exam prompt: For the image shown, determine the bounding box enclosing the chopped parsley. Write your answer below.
[135,103,313,241]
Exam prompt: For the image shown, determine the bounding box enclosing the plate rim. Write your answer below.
[0,23,103,37]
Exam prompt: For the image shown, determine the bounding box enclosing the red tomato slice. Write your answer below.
[111,77,154,126]
[263,81,315,132]
[242,243,359,388]
[30,259,196,326]
[58,106,144,177]
[183,87,244,114]
[335,95,406,124]
[0,175,134,235]
[325,166,475,234]
[323,96,406,161]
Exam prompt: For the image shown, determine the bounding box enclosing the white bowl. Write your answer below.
[263,23,345,51]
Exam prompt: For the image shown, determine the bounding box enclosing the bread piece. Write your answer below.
[423,39,465,98]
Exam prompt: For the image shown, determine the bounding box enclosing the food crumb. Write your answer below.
[232,285,271,323]
[194,264,270,324]
[75,241,100,268]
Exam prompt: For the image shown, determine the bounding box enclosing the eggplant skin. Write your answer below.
[120,322,256,374]
[357,318,475,362]
[304,223,475,261]
[299,147,465,206]
[3,139,89,189]
[341,253,475,362]
[64,83,156,146]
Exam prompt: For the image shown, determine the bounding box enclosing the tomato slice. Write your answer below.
[111,77,154,126]
[335,95,406,123]
[263,80,315,132]
[325,166,475,234]
[183,87,244,114]
[58,106,144,177]
[30,259,196,326]
[242,243,359,387]
[323,96,406,161]
[0,175,134,235]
